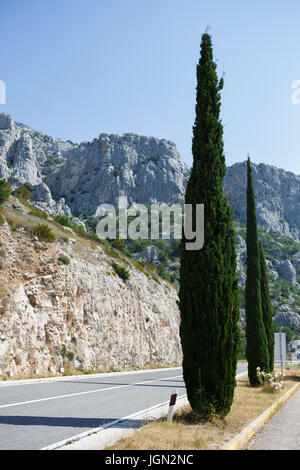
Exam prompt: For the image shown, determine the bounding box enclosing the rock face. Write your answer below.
[0,113,189,216]
[0,113,74,189]
[47,133,190,214]
[31,183,71,217]
[235,231,299,288]
[0,220,181,377]
[1,113,299,243]
[278,260,297,285]
[224,162,300,241]
[136,246,159,266]
[275,308,300,329]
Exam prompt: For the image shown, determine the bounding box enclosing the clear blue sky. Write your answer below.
[1,0,300,174]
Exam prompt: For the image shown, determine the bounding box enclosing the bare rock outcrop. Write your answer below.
[0,221,181,378]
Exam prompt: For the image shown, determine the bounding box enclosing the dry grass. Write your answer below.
[106,368,300,450]
[0,206,98,249]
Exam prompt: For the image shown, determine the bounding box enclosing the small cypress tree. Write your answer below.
[245,158,269,385]
[259,241,274,372]
[179,33,240,419]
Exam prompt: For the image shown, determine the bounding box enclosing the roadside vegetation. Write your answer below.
[32,223,56,242]
[0,179,11,205]
[106,367,300,450]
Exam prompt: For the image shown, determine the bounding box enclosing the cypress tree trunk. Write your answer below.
[259,241,275,372]
[245,158,269,385]
[179,33,240,419]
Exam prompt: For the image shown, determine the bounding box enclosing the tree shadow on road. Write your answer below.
[0,415,144,429]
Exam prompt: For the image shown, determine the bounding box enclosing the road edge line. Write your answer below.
[43,370,248,450]
[42,394,189,450]
[0,366,182,388]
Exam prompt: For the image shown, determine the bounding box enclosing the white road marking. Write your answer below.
[41,394,189,450]
[44,370,248,450]
[0,374,183,410]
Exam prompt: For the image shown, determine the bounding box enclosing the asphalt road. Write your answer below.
[0,363,247,450]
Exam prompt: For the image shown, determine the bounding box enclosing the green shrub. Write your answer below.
[112,263,130,281]
[58,255,70,265]
[0,179,11,205]
[112,237,126,250]
[66,351,75,362]
[32,223,56,242]
[0,214,4,225]
[113,165,120,177]
[60,344,67,357]
[7,217,17,231]
[13,183,33,200]
[54,214,84,232]
[28,207,48,219]
[104,247,121,260]
[131,259,150,278]
[96,236,112,249]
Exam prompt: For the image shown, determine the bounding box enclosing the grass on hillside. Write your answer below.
[0,205,100,250]
[105,367,300,450]
[0,203,169,286]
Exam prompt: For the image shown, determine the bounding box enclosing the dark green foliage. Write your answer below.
[179,33,240,419]
[13,183,33,200]
[281,326,295,343]
[238,328,247,360]
[112,262,130,281]
[66,351,75,362]
[54,214,85,233]
[28,207,48,220]
[245,158,269,385]
[32,223,56,242]
[7,217,17,231]
[273,321,295,342]
[58,255,70,265]
[0,179,11,205]
[113,165,120,177]
[112,237,126,250]
[259,241,275,371]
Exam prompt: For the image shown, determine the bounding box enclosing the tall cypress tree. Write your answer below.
[245,158,269,385]
[179,33,240,419]
[259,240,274,372]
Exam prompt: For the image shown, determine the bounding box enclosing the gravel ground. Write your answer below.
[249,387,300,450]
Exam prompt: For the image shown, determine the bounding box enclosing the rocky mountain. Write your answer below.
[224,162,300,242]
[0,113,299,243]
[234,226,300,331]
[0,113,189,215]
[0,112,300,369]
[0,202,181,377]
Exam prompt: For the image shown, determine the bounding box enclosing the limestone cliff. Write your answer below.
[0,113,299,242]
[0,208,181,378]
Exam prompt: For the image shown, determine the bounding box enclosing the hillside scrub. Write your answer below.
[32,223,56,242]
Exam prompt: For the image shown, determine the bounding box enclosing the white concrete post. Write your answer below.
[167,389,178,423]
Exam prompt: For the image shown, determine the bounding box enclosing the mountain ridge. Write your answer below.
[0,112,299,241]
